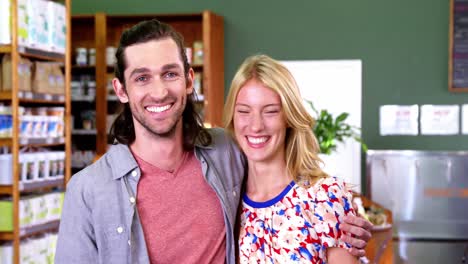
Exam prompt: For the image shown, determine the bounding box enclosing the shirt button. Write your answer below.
[131,170,137,177]
[129,197,136,204]
[117,226,124,234]
[233,191,237,197]
[128,240,131,246]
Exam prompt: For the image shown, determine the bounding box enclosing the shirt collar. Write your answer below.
[108,133,214,180]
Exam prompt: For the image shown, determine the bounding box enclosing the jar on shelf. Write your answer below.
[75,47,87,66]
[192,41,203,65]
[88,48,96,66]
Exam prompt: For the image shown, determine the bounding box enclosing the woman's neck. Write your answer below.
[246,159,292,202]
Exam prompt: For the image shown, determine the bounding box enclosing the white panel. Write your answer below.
[281,60,362,191]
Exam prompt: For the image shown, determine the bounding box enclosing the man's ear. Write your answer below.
[113,78,129,103]
[186,68,194,95]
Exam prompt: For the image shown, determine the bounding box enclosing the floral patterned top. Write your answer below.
[238,177,355,264]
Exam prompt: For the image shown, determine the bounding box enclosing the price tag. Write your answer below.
[46,137,53,144]
[45,94,52,101]
[25,92,33,99]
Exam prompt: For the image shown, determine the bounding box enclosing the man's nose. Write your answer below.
[150,80,169,100]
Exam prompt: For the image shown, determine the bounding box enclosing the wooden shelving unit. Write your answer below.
[70,11,224,157]
[0,0,71,263]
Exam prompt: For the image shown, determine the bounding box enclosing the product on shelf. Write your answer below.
[106,46,116,66]
[193,72,203,96]
[192,40,203,65]
[14,0,67,53]
[0,243,13,264]
[75,47,87,66]
[0,105,12,138]
[0,0,10,45]
[0,152,12,184]
[0,192,64,231]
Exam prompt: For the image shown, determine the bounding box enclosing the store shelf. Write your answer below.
[0,45,11,53]
[0,178,64,195]
[19,137,65,147]
[18,46,65,63]
[0,220,61,241]
[18,92,66,104]
[72,95,95,102]
[0,91,65,104]
[72,129,97,135]
[0,91,11,100]
[0,138,12,147]
[107,95,119,102]
[192,64,203,71]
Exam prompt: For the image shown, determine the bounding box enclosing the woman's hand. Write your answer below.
[340,215,373,257]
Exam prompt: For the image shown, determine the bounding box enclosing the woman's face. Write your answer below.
[233,78,287,164]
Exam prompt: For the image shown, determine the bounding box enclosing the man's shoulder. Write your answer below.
[206,127,234,146]
[67,145,131,190]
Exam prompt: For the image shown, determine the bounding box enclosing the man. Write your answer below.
[55,19,372,264]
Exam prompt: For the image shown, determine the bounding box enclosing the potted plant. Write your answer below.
[306,100,367,155]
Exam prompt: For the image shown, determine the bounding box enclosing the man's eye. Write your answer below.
[165,72,178,78]
[135,76,148,82]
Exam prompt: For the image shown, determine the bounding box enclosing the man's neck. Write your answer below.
[130,125,185,172]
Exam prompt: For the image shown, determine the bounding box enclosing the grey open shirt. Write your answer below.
[55,128,245,264]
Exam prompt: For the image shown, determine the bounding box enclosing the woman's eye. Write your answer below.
[237,110,249,114]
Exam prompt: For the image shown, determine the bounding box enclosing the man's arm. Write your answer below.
[340,215,373,257]
[55,177,97,263]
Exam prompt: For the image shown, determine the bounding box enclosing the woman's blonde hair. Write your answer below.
[223,54,328,186]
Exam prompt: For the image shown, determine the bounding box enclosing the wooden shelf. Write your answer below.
[72,129,97,135]
[0,91,11,100]
[19,137,65,147]
[18,46,65,63]
[0,45,12,53]
[0,220,61,241]
[0,91,65,104]
[0,138,12,147]
[19,178,64,192]
[0,232,14,240]
[0,185,13,195]
[0,178,65,195]
[192,64,203,71]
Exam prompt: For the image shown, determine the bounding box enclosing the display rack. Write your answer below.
[0,0,71,263]
[70,11,224,160]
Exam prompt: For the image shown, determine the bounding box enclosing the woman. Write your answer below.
[224,54,358,263]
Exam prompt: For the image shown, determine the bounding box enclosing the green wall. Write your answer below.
[73,0,468,151]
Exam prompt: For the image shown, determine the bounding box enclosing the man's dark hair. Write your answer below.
[109,19,211,149]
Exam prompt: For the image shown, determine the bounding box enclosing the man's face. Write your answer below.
[113,38,194,139]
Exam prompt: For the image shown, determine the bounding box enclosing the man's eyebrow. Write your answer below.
[129,67,151,79]
[161,63,182,71]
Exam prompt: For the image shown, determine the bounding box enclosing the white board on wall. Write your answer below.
[281,60,362,192]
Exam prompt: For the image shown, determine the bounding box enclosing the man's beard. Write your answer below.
[129,96,186,139]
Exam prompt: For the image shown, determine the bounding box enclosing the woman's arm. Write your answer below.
[327,247,358,264]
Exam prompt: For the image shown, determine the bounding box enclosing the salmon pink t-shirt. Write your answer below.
[134,151,226,264]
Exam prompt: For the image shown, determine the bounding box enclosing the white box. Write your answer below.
[28,0,49,51]
[0,243,13,264]
[48,1,66,54]
[17,0,29,48]
[0,0,11,45]
[0,154,12,185]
